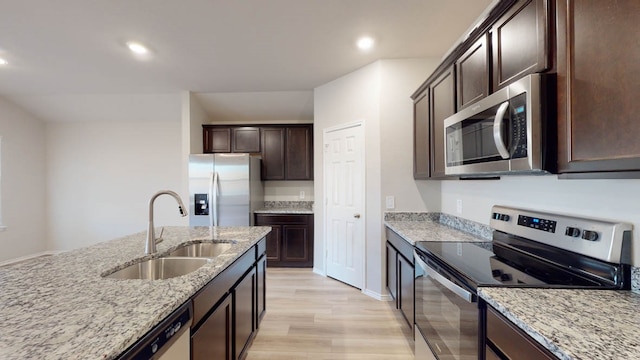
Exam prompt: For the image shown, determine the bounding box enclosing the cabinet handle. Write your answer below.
[354,214,361,219]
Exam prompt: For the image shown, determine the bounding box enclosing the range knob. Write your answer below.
[582,230,599,241]
[500,214,510,221]
[500,273,512,282]
[565,227,581,237]
[492,269,503,278]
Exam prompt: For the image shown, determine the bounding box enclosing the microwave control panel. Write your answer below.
[510,93,528,159]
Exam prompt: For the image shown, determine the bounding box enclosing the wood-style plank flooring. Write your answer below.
[246,268,414,360]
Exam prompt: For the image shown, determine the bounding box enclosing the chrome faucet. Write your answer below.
[146,190,188,254]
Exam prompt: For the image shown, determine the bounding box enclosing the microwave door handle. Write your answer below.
[415,255,474,303]
[493,101,511,159]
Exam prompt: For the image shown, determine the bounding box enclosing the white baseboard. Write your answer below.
[312,267,325,276]
[0,250,65,267]
[362,288,393,301]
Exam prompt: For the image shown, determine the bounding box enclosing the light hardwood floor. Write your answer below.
[246,268,415,360]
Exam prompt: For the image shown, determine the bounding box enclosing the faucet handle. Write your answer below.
[156,226,165,244]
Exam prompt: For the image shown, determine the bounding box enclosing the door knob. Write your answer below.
[354,214,361,219]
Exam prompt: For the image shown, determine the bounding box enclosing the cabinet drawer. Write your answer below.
[255,214,311,225]
[385,228,414,264]
[486,306,556,360]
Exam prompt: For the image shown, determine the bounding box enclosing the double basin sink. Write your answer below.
[104,242,235,280]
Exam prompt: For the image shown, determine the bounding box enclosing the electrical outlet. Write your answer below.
[456,199,463,214]
[386,196,395,210]
[299,191,305,199]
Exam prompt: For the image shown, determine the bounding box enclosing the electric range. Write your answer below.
[413,205,633,360]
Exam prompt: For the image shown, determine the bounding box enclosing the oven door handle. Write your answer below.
[493,101,511,159]
[415,254,475,303]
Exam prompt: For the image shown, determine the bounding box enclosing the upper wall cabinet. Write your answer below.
[456,34,490,110]
[413,89,430,179]
[430,66,456,179]
[492,0,550,90]
[261,125,313,181]
[203,126,260,154]
[556,0,640,177]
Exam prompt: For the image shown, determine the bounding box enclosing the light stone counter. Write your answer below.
[384,212,492,245]
[254,200,314,214]
[0,226,270,360]
[479,287,640,360]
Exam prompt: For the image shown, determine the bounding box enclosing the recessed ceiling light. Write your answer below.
[126,41,150,55]
[356,36,375,51]
[0,57,8,66]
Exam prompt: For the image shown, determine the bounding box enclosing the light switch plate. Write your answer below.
[386,196,395,210]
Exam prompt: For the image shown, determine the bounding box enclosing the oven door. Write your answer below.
[414,251,480,360]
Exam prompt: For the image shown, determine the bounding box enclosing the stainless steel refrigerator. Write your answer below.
[189,154,264,226]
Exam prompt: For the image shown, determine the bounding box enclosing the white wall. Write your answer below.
[379,59,441,212]
[264,181,314,202]
[441,175,640,266]
[0,97,47,262]
[46,121,185,251]
[314,59,437,298]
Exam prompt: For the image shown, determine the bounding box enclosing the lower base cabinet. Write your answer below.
[192,294,233,360]
[255,214,314,267]
[191,238,266,360]
[485,305,556,360]
[385,228,415,331]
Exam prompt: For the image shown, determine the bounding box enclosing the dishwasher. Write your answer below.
[117,301,192,360]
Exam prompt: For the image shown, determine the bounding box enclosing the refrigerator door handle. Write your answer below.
[211,171,219,226]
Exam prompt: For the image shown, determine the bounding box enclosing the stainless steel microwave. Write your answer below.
[444,74,553,176]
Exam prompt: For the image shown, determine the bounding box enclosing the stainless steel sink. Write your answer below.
[167,242,234,258]
[104,257,212,280]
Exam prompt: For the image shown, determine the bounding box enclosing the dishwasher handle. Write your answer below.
[415,251,476,303]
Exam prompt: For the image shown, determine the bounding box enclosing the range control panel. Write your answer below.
[490,205,633,264]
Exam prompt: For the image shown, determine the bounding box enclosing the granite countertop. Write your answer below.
[0,226,271,360]
[384,212,492,245]
[479,287,640,360]
[254,200,314,214]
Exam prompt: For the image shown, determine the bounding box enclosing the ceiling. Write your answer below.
[0,0,494,123]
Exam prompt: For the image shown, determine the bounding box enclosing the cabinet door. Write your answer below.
[413,90,430,179]
[232,127,261,153]
[282,224,312,266]
[386,242,398,303]
[286,126,313,180]
[557,0,640,175]
[192,294,233,360]
[456,34,490,110]
[430,67,456,178]
[203,127,231,153]
[398,255,414,329]
[492,0,549,89]
[256,254,267,324]
[261,127,286,180]
[234,267,256,360]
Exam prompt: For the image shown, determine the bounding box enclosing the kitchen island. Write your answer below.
[0,226,270,360]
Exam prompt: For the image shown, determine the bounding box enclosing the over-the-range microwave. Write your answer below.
[444,74,555,177]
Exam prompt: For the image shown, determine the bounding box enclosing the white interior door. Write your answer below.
[324,122,365,289]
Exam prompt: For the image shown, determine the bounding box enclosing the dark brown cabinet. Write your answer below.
[261,127,286,180]
[556,0,640,176]
[203,125,260,154]
[413,90,430,179]
[430,66,456,178]
[485,305,556,360]
[234,267,256,359]
[385,228,414,330]
[190,239,266,360]
[456,34,490,110]
[203,127,232,153]
[232,127,261,153]
[261,125,313,181]
[492,0,550,90]
[255,214,314,267]
[192,293,233,360]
